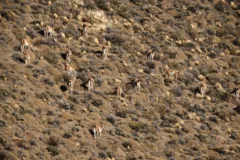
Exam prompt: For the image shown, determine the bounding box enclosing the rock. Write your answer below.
[198,75,205,81]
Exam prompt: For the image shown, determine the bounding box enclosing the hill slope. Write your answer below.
[0,0,240,159]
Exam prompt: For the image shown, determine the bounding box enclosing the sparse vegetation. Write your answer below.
[0,0,239,159]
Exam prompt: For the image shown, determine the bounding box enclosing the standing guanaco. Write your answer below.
[102,45,108,61]
[116,86,123,97]
[93,124,104,139]
[66,48,72,62]
[21,38,36,52]
[68,76,76,94]
[82,24,88,35]
[134,79,141,93]
[64,63,75,75]
[44,25,55,37]
[147,50,155,62]
[165,65,179,81]
[200,81,207,97]
[24,53,30,65]
[88,77,94,91]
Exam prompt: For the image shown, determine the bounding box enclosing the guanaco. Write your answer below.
[82,24,88,35]
[134,79,141,93]
[44,25,55,37]
[116,86,123,97]
[102,45,108,61]
[64,63,75,75]
[24,53,30,65]
[93,124,104,139]
[165,65,179,80]
[200,81,207,96]
[68,76,76,94]
[21,38,36,52]
[66,48,72,62]
[147,50,155,62]
[88,77,94,91]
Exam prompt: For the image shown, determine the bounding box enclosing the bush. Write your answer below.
[92,99,103,107]
[47,145,59,156]
[63,132,72,139]
[107,114,116,125]
[84,0,97,10]
[48,136,59,146]
[95,0,111,11]
[105,33,126,46]
[0,89,11,101]
[129,121,147,132]
[0,150,18,160]
[116,110,127,118]
[43,52,60,65]
[69,95,80,104]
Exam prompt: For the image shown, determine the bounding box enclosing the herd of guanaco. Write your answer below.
[20,18,239,141]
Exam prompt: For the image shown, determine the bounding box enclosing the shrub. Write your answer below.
[92,99,103,107]
[105,33,126,46]
[146,62,156,69]
[69,95,80,104]
[48,136,59,146]
[154,104,166,116]
[116,110,127,118]
[129,121,147,132]
[84,0,97,10]
[42,78,54,86]
[47,145,59,156]
[0,89,11,101]
[0,150,18,160]
[43,52,60,65]
[95,0,111,11]
[107,114,116,125]
[26,28,38,38]
[63,132,72,139]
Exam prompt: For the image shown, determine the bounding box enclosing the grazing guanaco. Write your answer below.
[236,89,240,102]
[24,53,30,65]
[64,63,75,75]
[200,80,207,97]
[88,77,94,91]
[66,48,72,62]
[134,79,141,93]
[116,86,123,97]
[68,76,76,94]
[102,45,108,61]
[44,25,55,37]
[165,65,179,80]
[93,124,104,139]
[21,38,36,52]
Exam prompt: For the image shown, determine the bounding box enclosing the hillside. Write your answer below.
[0,0,240,160]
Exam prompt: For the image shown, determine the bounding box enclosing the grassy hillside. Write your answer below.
[0,0,240,159]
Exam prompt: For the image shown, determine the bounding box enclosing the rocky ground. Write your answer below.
[0,0,240,160]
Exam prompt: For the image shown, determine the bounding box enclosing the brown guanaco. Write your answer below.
[88,77,94,91]
[68,76,76,94]
[44,25,55,37]
[93,124,104,139]
[164,65,179,80]
[21,38,36,52]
